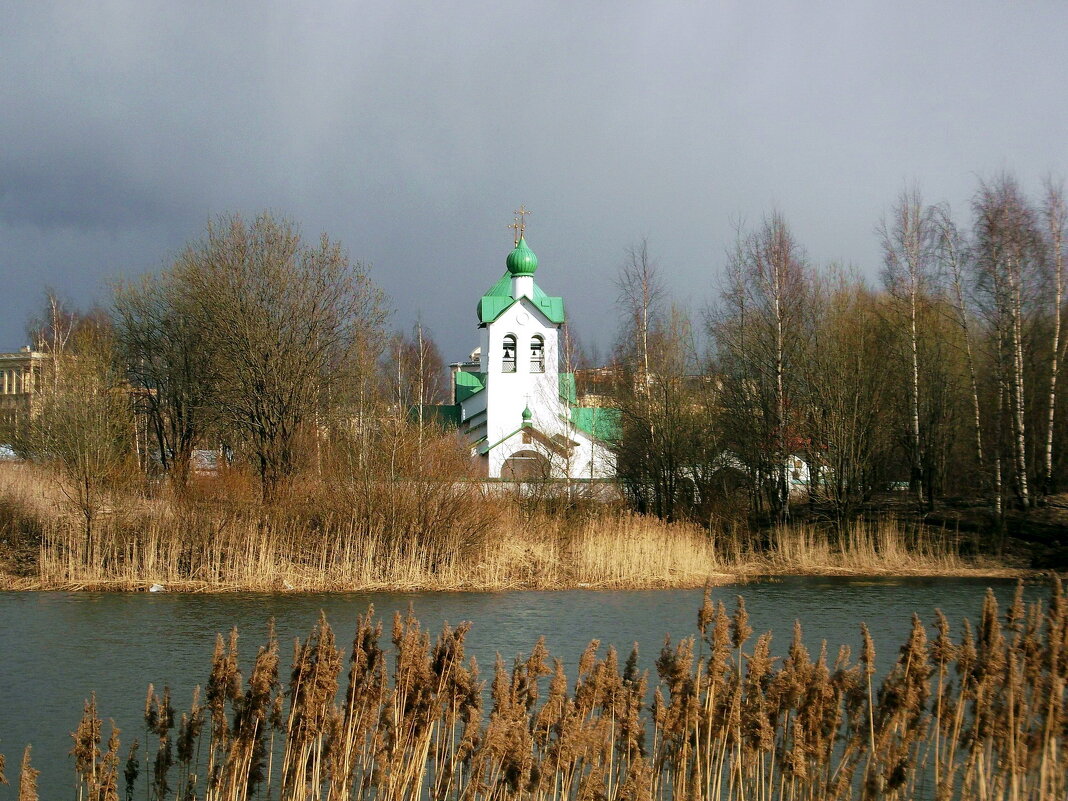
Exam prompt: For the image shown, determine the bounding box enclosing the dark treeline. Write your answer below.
[608,175,1067,534]
[6,177,1067,551]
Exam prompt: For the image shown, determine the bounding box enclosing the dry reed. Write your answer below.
[17,746,38,801]
[0,463,1022,593]
[12,580,1066,800]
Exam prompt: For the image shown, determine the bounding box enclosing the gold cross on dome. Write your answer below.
[514,204,532,240]
[509,216,522,246]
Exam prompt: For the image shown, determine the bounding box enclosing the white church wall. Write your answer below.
[482,298,561,459]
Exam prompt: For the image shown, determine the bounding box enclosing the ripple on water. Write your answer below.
[0,576,1045,800]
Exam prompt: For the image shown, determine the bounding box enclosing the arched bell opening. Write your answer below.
[502,334,517,373]
[530,335,545,373]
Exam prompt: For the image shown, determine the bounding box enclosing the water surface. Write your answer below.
[0,577,1047,799]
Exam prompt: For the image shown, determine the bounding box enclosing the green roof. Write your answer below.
[559,372,577,404]
[411,404,461,428]
[477,272,565,324]
[454,371,486,403]
[570,406,622,443]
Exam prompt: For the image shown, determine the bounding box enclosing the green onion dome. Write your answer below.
[521,405,533,424]
[506,236,538,276]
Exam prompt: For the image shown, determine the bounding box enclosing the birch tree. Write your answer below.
[934,206,988,498]
[973,175,1041,510]
[1041,178,1065,496]
[386,322,447,415]
[616,238,664,382]
[879,189,937,507]
[26,289,79,394]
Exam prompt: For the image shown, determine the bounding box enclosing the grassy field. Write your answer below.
[0,463,1023,592]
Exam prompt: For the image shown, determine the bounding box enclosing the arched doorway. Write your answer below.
[501,449,549,481]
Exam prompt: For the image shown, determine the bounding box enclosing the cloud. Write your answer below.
[1,1,1067,357]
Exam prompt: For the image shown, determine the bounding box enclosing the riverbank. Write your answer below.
[0,463,1031,592]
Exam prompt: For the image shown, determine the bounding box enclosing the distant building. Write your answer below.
[0,347,49,437]
[424,230,619,480]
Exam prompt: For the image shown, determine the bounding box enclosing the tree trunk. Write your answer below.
[909,285,926,508]
[949,243,985,477]
[1043,184,1064,496]
[774,275,790,523]
[1008,258,1030,508]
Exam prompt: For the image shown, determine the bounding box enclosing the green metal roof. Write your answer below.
[412,404,462,428]
[478,425,523,455]
[454,371,486,403]
[559,372,577,404]
[476,273,565,324]
[506,236,539,276]
[570,406,622,443]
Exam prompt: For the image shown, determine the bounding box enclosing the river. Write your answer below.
[0,576,1049,799]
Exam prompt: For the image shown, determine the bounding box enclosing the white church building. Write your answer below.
[428,231,618,481]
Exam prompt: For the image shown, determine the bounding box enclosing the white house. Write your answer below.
[429,233,618,480]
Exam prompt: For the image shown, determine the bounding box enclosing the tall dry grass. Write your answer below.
[24,580,1068,801]
[0,462,1017,592]
[735,519,989,576]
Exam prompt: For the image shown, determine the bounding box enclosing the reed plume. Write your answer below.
[71,692,102,801]
[17,580,1066,800]
[17,745,38,801]
[98,722,122,801]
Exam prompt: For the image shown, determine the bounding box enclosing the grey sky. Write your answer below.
[2,1,1066,361]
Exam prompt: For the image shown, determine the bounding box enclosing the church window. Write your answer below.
[502,335,517,372]
[530,335,544,373]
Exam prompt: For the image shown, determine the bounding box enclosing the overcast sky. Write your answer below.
[2,1,1066,360]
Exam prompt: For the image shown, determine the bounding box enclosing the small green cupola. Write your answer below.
[506,236,538,276]
[521,405,533,426]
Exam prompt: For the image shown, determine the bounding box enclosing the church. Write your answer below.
[427,221,619,481]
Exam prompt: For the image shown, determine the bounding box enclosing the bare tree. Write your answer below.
[614,239,666,513]
[16,321,135,554]
[616,238,664,381]
[713,214,810,522]
[173,213,387,502]
[615,304,709,521]
[879,188,938,507]
[934,206,988,493]
[801,272,896,522]
[973,175,1041,509]
[25,289,87,403]
[385,321,447,415]
[113,274,212,490]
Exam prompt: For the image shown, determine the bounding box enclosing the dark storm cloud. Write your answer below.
[2,1,1067,359]
[1,151,180,229]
